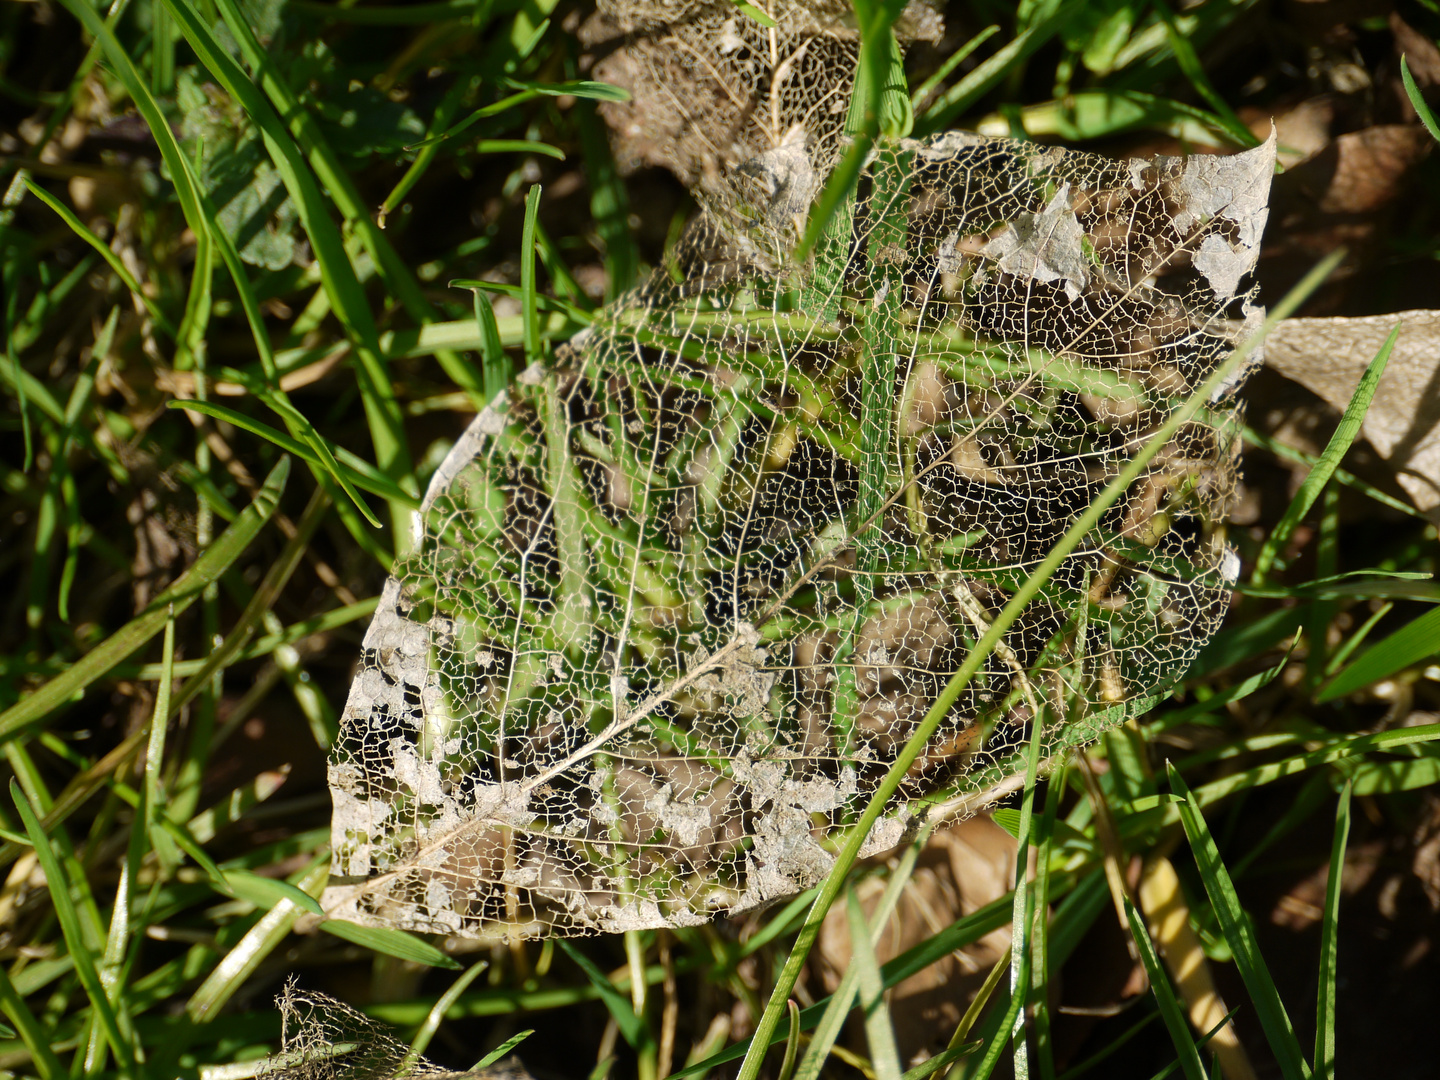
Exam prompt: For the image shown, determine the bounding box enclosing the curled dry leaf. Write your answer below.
[1264,310,1440,517]
[321,123,1276,940]
[261,981,534,1080]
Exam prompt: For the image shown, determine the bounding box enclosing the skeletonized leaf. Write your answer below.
[322,118,1275,940]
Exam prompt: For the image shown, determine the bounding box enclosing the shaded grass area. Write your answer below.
[2,1,1440,1079]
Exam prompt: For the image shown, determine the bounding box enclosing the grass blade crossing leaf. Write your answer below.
[1252,324,1400,585]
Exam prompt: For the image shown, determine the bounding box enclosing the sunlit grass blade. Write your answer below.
[1167,764,1308,1080]
[11,779,137,1076]
[911,25,1000,108]
[793,827,930,1080]
[522,184,543,364]
[1153,0,1257,146]
[21,176,177,338]
[1402,56,1440,144]
[777,1001,801,1080]
[450,284,514,403]
[0,457,290,741]
[473,1029,536,1070]
[403,960,490,1066]
[847,888,903,1080]
[1243,426,1425,520]
[917,7,1074,133]
[1126,899,1206,1080]
[1318,603,1440,702]
[319,920,462,970]
[187,859,330,1022]
[1251,323,1399,586]
[1314,783,1351,1080]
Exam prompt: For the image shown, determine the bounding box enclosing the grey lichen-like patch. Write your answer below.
[1170,131,1276,300]
[323,107,1275,939]
[982,184,1090,302]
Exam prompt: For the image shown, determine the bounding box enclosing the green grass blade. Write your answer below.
[734,244,1345,1080]
[1318,602,1440,702]
[466,286,511,403]
[11,779,137,1076]
[917,6,1076,133]
[1314,783,1351,1080]
[473,1029,536,1070]
[1140,1009,1242,1080]
[187,858,331,1022]
[910,25,1000,108]
[1167,764,1309,1080]
[522,184,543,364]
[793,830,930,1080]
[198,0,483,419]
[1251,324,1400,585]
[143,611,182,870]
[558,939,652,1051]
[777,1001,801,1080]
[1125,899,1207,1080]
[0,965,65,1080]
[1402,56,1440,144]
[1153,0,1257,146]
[319,920,462,970]
[166,401,414,508]
[21,176,177,338]
[404,960,490,1066]
[221,868,326,916]
[161,0,413,523]
[0,457,290,741]
[847,890,903,1080]
[577,101,639,301]
[1244,426,1425,520]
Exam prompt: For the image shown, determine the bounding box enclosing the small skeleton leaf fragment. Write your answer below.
[322,3,1276,941]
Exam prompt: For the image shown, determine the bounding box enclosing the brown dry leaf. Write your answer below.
[1264,310,1440,517]
[813,817,1016,1064]
[1295,125,1433,214]
[1261,121,1430,309]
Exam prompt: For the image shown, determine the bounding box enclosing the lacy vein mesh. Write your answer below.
[324,131,1275,940]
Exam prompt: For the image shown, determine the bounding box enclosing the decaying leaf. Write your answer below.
[1265,311,1440,517]
[581,0,942,211]
[321,115,1276,939]
[261,982,534,1080]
